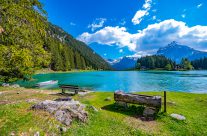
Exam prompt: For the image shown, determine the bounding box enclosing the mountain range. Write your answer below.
[107,56,138,70]
[108,41,207,70]
[156,41,207,63]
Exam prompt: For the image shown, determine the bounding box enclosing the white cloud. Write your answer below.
[197,3,203,8]
[132,0,152,25]
[181,14,186,18]
[132,10,149,25]
[78,19,207,56]
[152,16,156,20]
[70,22,76,26]
[119,49,123,53]
[126,51,151,58]
[88,18,107,31]
[78,26,137,50]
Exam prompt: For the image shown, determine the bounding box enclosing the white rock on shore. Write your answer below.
[170,113,186,121]
[2,83,10,87]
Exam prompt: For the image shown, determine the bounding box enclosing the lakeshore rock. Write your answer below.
[31,98,88,126]
[11,84,20,88]
[170,113,186,121]
[2,83,9,87]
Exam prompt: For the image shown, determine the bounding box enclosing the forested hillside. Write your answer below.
[136,55,193,71]
[136,55,176,70]
[47,24,111,71]
[0,0,110,82]
[191,57,207,69]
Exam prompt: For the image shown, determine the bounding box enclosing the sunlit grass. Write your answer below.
[0,87,207,135]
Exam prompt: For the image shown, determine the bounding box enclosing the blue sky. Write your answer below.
[40,0,207,59]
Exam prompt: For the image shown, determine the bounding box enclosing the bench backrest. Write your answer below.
[59,84,80,90]
[114,92,161,109]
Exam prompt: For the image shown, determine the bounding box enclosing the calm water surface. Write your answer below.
[18,71,207,93]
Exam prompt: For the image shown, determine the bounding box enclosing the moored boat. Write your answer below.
[35,80,58,87]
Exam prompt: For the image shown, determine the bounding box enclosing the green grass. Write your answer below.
[0,87,207,135]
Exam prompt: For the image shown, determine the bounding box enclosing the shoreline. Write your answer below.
[34,69,97,74]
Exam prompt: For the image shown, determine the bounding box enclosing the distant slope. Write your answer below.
[47,23,111,70]
[157,41,207,63]
[107,56,137,70]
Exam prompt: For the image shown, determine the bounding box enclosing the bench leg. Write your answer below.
[62,89,65,94]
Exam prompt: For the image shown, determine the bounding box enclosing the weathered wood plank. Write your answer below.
[114,91,161,109]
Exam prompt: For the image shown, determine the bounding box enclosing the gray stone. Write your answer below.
[0,92,3,95]
[170,113,186,121]
[2,83,9,87]
[10,131,15,136]
[31,99,88,126]
[11,84,20,88]
[104,97,111,101]
[55,110,72,126]
[59,127,67,133]
[167,101,176,106]
[55,97,72,101]
[143,107,156,117]
[34,131,40,136]
[90,106,98,112]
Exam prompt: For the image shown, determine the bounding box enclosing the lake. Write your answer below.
[18,71,207,93]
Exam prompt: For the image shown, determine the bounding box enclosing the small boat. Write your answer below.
[35,80,58,87]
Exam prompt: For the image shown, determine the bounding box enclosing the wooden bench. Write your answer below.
[59,84,81,94]
[114,91,162,110]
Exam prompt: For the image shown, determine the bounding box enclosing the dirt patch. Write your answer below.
[0,100,11,105]
[124,116,163,135]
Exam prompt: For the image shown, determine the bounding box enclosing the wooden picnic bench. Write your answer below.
[59,84,81,94]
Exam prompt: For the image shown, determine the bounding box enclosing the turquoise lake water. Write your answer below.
[17,71,207,93]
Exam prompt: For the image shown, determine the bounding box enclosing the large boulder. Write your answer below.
[31,98,88,126]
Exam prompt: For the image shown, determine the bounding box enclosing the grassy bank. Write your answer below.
[0,87,207,135]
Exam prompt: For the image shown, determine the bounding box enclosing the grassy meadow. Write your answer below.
[0,87,207,136]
